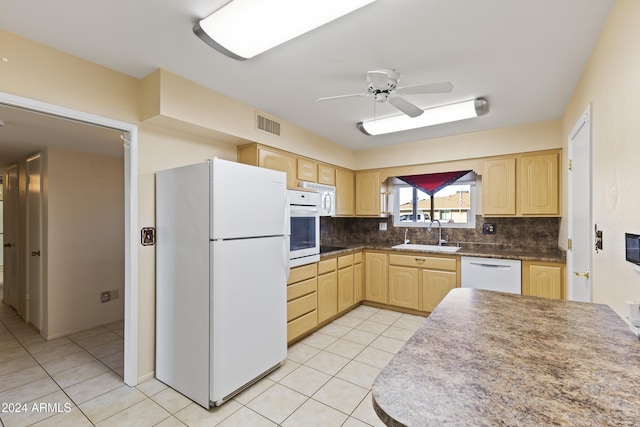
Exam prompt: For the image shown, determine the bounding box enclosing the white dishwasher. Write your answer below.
[461,256,522,294]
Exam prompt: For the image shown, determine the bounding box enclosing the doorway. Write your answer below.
[567,105,592,302]
[0,91,139,386]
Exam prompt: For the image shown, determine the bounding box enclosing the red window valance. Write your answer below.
[398,171,471,196]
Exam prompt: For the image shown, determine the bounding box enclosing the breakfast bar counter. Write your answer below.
[372,289,640,426]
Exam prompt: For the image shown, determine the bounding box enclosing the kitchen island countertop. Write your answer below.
[371,288,640,426]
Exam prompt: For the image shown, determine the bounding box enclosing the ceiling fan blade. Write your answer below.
[389,96,424,118]
[316,93,368,102]
[396,81,454,95]
[368,70,390,91]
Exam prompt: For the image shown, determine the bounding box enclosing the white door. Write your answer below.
[567,106,592,302]
[3,165,19,310]
[26,154,43,330]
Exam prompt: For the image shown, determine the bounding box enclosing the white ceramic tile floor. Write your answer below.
[0,300,426,426]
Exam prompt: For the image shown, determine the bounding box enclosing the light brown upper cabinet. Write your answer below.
[483,158,516,215]
[335,168,355,216]
[355,171,381,216]
[297,158,318,183]
[482,150,560,217]
[519,152,559,215]
[318,164,336,186]
[238,144,297,188]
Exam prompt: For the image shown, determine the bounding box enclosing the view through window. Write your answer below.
[392,172,476,228]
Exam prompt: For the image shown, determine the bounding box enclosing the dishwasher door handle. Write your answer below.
[469,262,512,269]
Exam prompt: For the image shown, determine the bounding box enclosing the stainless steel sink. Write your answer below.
[391,243,461,253]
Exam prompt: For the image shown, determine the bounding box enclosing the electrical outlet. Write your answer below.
[482,223,497,234]
[101,291,111,303]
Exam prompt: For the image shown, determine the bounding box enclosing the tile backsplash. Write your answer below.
[320,215,560,251]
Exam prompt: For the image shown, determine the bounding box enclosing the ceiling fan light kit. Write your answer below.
[194,0,377,60]
[357,98,489,136]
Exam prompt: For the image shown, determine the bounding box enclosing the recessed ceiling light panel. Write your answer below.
[194,0,377,60]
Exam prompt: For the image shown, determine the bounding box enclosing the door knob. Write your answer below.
[573,270,590,279]
[31,251,41,256]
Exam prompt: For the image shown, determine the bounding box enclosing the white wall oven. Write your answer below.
[288,190,320,267]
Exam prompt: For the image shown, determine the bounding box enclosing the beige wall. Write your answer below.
[45,148,124,338]
[559,0,640,317]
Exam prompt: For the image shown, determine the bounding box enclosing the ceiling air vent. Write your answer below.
[256,113,281,136]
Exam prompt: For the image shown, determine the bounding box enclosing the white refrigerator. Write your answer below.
[155,158,289,408]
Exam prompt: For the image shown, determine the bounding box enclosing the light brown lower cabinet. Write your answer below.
[367,252,459,313]
[522,261,564,300]
[388,266,420,310]
[354,252,364,303]
[286,263,318,343]
[365,252,388,303]
[337,254,355,312]
[421,269,457,312]
[317,258,338,323]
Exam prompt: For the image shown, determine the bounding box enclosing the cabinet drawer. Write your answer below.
[338,254,354,269]
[318,258,337,275]
[287,277,317,301]
[287,293,317,321]
[354,252,363,264]
[288,310,318,342]
[389,254,456,271]
[288,263,317,284]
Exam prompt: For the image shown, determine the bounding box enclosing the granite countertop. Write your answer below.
[372,288,640,426]
[320,244,565,263]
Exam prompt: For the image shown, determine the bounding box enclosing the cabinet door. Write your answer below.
[317,272,338,323]
[483,158,516,215]
[338,266,355,312]
[388,266,420,310]
[355,171,381,216]
[318,164,336,186]
[365,252,387,303]
[520,153,559,215]
[354,261,364,303]
[335,169,355,216]
[297,158,318,183]
[421,270,457,312]
[523,263,563,299]
[258,148,297,188]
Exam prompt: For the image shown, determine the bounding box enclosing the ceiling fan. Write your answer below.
[317,69,453,118]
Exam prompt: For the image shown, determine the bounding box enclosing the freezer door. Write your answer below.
[210,236,288,403]
[210,158,288,240]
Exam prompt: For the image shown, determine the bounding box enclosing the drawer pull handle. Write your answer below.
[415,258,426,263]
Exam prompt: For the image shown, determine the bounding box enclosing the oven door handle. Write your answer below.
[290,206,319,216]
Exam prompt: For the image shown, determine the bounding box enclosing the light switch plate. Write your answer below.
[379,222,387,231]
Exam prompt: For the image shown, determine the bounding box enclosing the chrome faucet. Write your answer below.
[428,220,447,246]
[404,228,410,244]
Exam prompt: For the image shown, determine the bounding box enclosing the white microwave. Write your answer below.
[288,190,320,267]
[299,182,336,216]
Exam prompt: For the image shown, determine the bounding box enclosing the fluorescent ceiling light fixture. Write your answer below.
[194,0,376,60]
[357,98,489,136]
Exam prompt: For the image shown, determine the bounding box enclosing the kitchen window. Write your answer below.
[391,171,477,229]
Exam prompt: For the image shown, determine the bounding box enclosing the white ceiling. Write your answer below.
[0,0,615,163]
